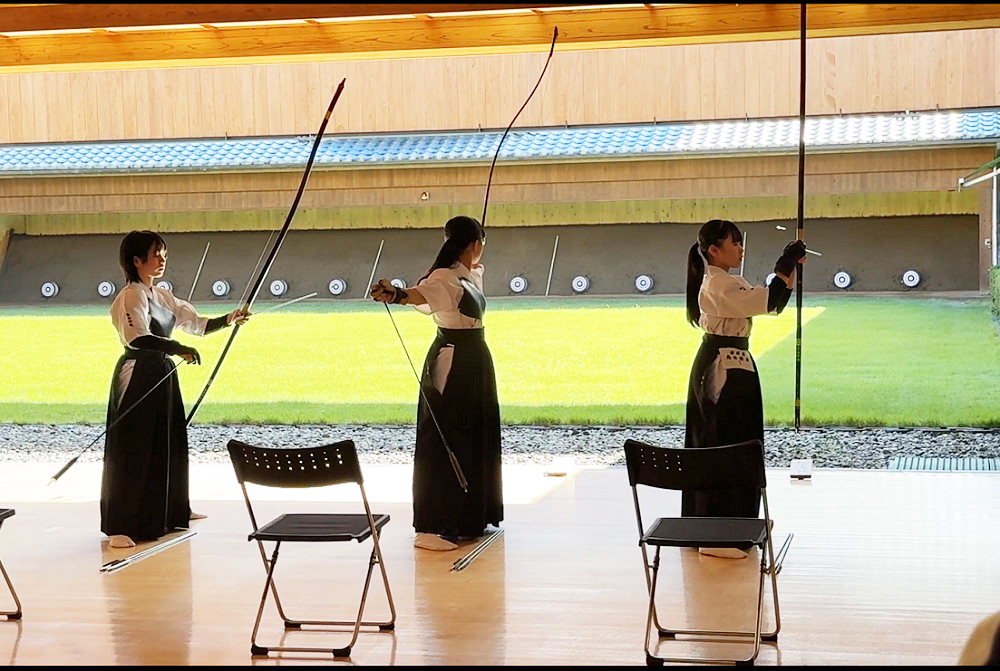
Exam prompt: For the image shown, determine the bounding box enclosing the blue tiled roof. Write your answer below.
[1,108,998,176]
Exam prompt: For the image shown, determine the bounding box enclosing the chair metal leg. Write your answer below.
[0,557,21,621]
[640,544,671,636]
[249,541,395,657]
[250,543,281,656]
[370,526,397,630]
[643,543,779,666]
[253,538,293,627]
[643,547,661,661]
[762,534,782,640]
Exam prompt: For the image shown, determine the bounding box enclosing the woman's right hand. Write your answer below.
[774,240,807,277]
[177,345,201,365]
[370,278,401,304]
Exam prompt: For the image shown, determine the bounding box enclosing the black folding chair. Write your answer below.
[624,438,781,666]
[0,510,21,621]
[227,439,396,658]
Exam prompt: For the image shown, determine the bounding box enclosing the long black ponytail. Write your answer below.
[685,219,744,327]
[418,215,486,283]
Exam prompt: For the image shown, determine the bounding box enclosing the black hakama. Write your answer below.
[682,333,763,519]
[101,281,214,542]
[101,349,191,541]
[412,327,503,538]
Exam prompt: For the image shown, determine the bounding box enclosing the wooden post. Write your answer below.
[0,227,12,275]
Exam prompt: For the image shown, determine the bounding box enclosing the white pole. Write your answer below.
[188,242,211,301]
[740,231,747,277]
[365,239,385,298]
[993,173,998,267]
[545,235,559,296]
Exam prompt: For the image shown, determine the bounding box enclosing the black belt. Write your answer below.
[436,327,485,345]
[123,348,168,361]
[702,334,749,350]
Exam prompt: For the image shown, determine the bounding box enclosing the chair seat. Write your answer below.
[250,513,389,543]
[642,517,767,549]
[0,510,13,523]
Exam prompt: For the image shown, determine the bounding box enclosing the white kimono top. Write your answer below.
[412,262,485,392]
[698,265,780,402]
[110,282,212,405]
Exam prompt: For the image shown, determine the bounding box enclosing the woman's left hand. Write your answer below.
[228,308,252,326]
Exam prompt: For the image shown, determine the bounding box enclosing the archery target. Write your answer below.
[902,270,921,288]
[509,276,528,293]
[97,281,116,298]
[833,271,852,289]
[156,280,173,292]
[390,278,406,290]
[212,280,231,297]
[571,276,590,293]
[40,281,59,298]
[269,279,288,297]
[328,278,347,296]
[634,274,654,293]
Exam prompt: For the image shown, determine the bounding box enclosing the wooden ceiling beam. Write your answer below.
[0,3,574,33]
[3,4,1000,73]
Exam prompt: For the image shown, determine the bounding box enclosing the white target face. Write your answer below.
[40,281,59,298]
[97,281,116,298]
[902,270,921,288]
[211,280,231,297]
[509,276,528,293]
[269,279,288,297]
[765,273,777,286]
[634,274,654,293]
[390,278,406,290]
[328,278,347,296]
[833,271,852,289]
[571,276,590,293]
[155,280,173,292]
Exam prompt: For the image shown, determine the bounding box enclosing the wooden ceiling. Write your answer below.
[4,3,1000,72]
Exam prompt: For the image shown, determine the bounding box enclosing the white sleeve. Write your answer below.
[158,289,209,336]
[414,269,461,316]
[113,288,153,345]
[701,277,770,318]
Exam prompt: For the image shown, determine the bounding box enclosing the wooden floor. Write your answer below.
[0,460,996,666]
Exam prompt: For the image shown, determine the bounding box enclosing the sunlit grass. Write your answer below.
[1,295,998,426]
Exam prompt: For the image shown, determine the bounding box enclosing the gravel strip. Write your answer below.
[3,424,1000,470]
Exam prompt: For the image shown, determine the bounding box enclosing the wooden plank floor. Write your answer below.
[0,461,996,666]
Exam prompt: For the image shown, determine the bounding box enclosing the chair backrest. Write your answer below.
[227,439,363,488]
[624,438,766,491]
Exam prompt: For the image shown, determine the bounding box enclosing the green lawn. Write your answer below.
[1,295,998,427]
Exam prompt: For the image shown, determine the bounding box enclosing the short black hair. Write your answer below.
[119,230,166,284]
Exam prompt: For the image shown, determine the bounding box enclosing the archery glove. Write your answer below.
[204,315,228,334]
[774,240,808,277]
[370,279,408,304]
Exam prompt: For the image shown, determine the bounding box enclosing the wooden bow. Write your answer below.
[185,78,346,425]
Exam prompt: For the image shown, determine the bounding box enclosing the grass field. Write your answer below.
[1,294,998,427]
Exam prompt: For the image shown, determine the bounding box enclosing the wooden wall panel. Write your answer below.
[3,29,1000,144]
[1,147,990,224]
[8,191,980,238]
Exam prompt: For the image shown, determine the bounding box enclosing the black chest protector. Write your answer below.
[458,278,486,320]
[147,293,177,339]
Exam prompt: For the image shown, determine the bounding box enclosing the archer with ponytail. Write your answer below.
[683,219,806,559]
[370,215,502,552]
